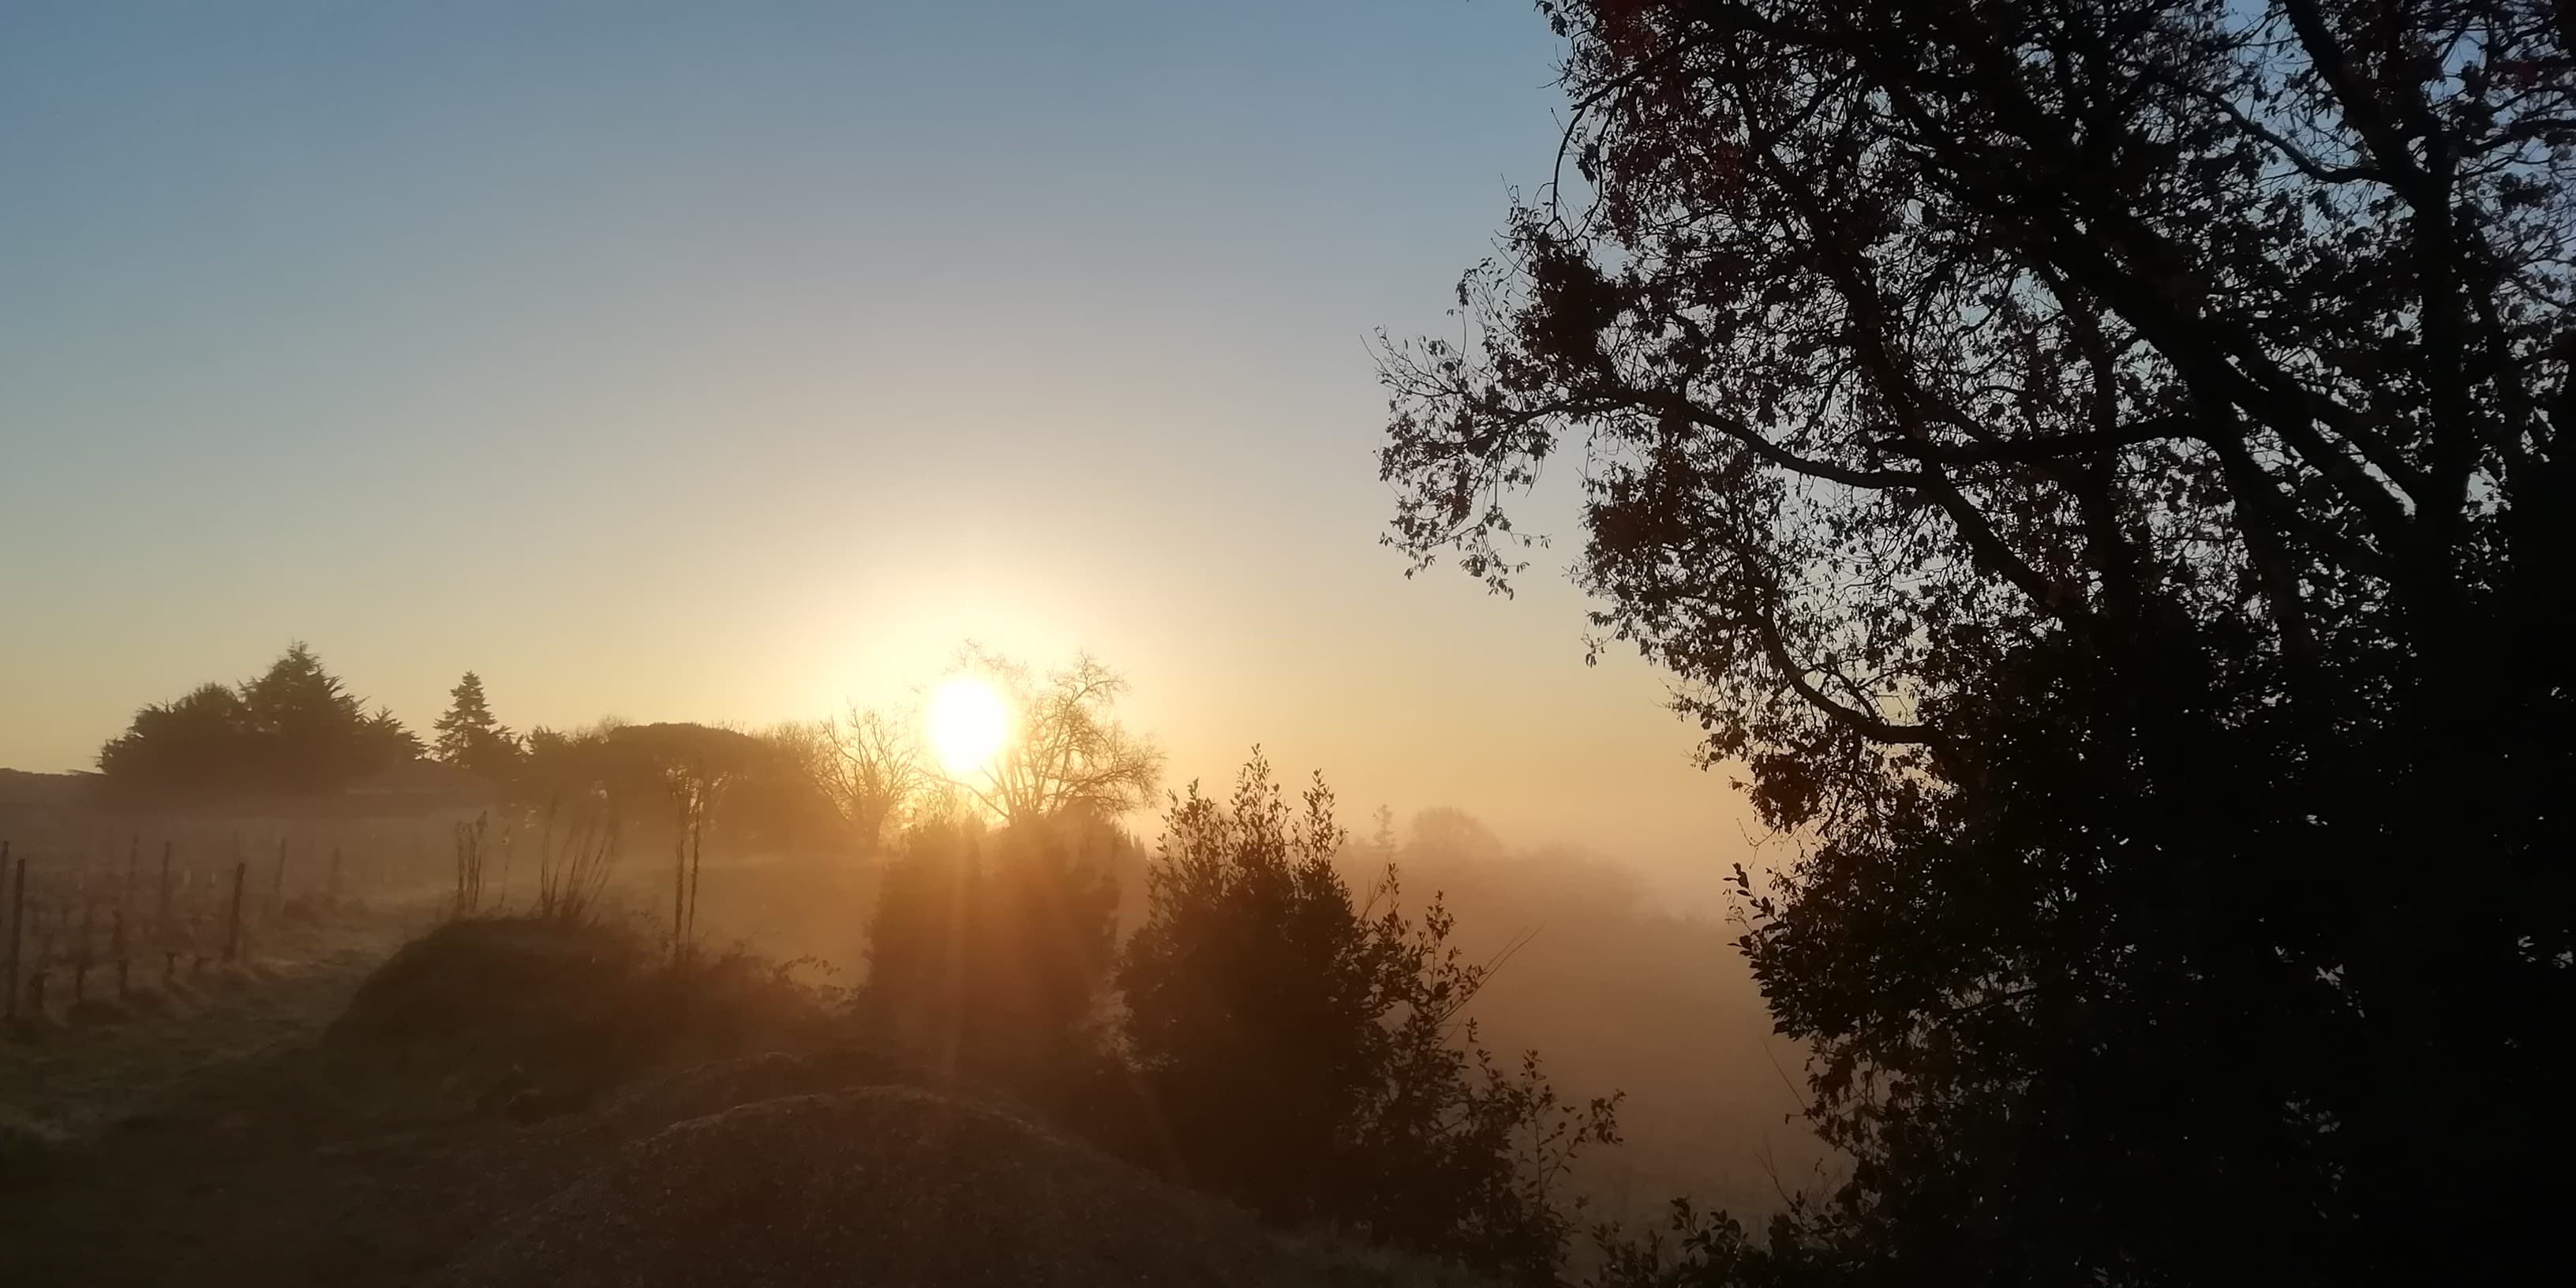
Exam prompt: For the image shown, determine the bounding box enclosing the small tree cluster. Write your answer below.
[859,814,1125,1099]
[858,748,1618,1281]
[516,720,836,851]
[1117,754,1620,1282]
[98,643,419,796]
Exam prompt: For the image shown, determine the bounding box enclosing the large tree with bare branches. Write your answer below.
[949,650,1163,827]
[777,706,928,853]
[1382,2,2570,1282]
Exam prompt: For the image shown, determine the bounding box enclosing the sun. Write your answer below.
[926,675,1010,774]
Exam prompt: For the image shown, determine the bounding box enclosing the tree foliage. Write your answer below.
[947,649,1163,827]
[97,642,421,795]
[518,721,834,850]
[1383,2,2572,1282]
[432,670,522,783]
[779,706,928,853]
[859,814,1127,1096]
[1118,754,1620,1282]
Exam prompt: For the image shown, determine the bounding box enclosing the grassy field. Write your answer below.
[2,910,409,1138]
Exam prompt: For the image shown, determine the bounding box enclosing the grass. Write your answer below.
[0,912,399,1139]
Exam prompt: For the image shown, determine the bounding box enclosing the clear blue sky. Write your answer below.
[0,1,1752,892]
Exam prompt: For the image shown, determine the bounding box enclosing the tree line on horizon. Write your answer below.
[90,643,1159,852]
[76,638,1166,912]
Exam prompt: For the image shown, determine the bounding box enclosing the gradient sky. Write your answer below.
[0,2,1758,897]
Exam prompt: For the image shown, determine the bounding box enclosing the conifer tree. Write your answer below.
[432,670,519,781]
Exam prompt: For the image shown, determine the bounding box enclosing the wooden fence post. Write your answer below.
[223,862,247,964]
[4,843,21,1024]
[158,841,173,942]
[73,896,94,1003]
[120,833,136,998]
[672,829,687,964]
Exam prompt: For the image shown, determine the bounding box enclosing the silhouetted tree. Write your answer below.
[96,683,256,792]
[1383,3,2572,1283]
[241,642,420,786]
[515,720,826,849]
[948,649,1163,826]
[861,814,1126,1099]
[779,706,927,853]
[97,643,418,795]
[432,670,522,783]
[1118,753,1619,1282]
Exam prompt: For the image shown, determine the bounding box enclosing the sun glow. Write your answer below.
[927,675,1010,774]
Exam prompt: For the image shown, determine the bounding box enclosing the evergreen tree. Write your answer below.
[432,670,519,781]
[98,643,417,794]
[96,683,255,792]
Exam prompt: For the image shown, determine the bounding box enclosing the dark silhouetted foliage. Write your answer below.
[1386,2,2573,1283]
[329,915,835,1116]
[1118,754,1619,1282]
[432,671,522,784]
[948,649,1164,827]
[772,707,927,855]
[859,814,1127,1102]
[515,720,836,852]
[96,642,421,796]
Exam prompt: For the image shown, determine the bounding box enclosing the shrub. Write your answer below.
[1118,752,1619,1282]
[858,814,1125,1103]
[330,916,832,1113]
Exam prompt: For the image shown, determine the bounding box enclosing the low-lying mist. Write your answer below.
[541,797,1824,1225]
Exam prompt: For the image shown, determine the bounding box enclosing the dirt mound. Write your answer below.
[440,1086,1318,1288]
[330,919,648,1063]
[326,918,830,1110]
[575,1046,943,1135]
[461,1047,949,1197]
